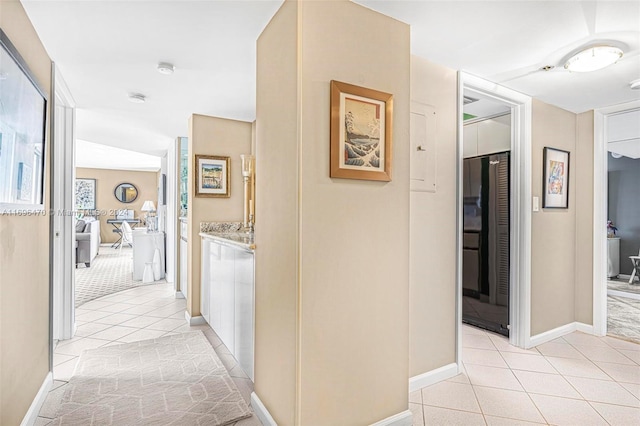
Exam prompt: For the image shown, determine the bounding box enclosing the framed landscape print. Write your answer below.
[330,80,393,181]
[195,155,230,198]
[542,147,570,208]
[75,178,96,210]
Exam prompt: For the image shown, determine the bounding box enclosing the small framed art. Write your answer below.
[195,155,230,198]
[542,147,570,208]
[330,80,393,181]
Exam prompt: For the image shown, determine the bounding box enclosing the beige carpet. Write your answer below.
[75,245,165,308]
[50,331,253,426]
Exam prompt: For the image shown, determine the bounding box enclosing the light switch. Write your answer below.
[533,196,540,212]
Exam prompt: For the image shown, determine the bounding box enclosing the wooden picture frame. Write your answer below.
[195,155,230,198]
[330,80,393,181]
[542,147,570,209]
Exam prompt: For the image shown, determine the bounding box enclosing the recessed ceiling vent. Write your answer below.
[463,95,479,105]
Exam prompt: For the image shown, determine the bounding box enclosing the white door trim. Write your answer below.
[592,100,640,336]
[52,64,76,344]
[457,72,533,353]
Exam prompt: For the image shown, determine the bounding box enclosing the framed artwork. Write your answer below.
[75,178,96,210]
[330,80,393,181]
[0,29,47,212]
[542,147,570,208]
[195,155,230,198]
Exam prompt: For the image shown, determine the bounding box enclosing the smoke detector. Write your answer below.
[128,93,146,104]
[157,62,175,75]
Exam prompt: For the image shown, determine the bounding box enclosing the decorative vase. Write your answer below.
[143,262,155,283]
[152,248,162,280]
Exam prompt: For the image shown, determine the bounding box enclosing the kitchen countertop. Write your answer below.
[199,231,255,251]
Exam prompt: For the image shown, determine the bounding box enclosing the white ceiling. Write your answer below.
[21,0,640,165]
[76,140,161,171]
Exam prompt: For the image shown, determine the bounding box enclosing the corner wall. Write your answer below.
[186,115,251,318]
[530,99,578,335]
[0,1,52,424]
[409,56,458,376]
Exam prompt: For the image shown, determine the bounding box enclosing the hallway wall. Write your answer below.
[0,1,52,424]
[409,56,458,377]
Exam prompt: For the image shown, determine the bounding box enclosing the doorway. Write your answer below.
[457,72,532,356]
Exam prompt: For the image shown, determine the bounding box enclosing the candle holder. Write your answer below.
[240,154,255,230]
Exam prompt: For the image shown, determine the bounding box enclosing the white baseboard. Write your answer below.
[608,289,640,301]
[251,392,277,426]
[370,410,413,426]
[184,311,206,325]
[175,291,185,299]
[21,372,53,426]
[409,363,459,392]
[529,321,595,347]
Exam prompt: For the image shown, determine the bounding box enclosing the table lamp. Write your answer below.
[141,201,156,232]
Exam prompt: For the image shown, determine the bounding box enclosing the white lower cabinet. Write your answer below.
[201,238,255,381]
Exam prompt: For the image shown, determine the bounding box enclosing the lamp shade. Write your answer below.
[141,201,156,212]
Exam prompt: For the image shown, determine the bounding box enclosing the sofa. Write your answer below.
[76,217,100,267]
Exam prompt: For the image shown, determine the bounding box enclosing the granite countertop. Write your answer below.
[200,231,255,251]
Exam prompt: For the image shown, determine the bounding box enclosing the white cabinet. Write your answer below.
[201,237,255,380]
[132,231,165,281]
[463,115,511,158]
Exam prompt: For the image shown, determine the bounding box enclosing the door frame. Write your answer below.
[457,72,533,358]
[51,63,76,348]
[592,100,640,336]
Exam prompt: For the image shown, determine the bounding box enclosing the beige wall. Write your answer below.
[530,99,578,335]
[409,56,458,376]
[187,115,251,318]
[76,168,158,243]
[0,1,52,424]
[575,111,595,324]
[256,1,410,424]
[255,1,299,422]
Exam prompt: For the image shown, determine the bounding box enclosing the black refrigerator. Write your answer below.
[462,152,510,336]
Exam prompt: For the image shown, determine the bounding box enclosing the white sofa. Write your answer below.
[76,217,100,267]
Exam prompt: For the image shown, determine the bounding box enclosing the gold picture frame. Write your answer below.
[330,80,393,181]
[195,155,230,198]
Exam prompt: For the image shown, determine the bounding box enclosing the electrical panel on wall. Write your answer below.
[410,101,437,192]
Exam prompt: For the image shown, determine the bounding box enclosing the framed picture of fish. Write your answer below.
[195,155,230,198]
[542,147,570,208]
[330,80,393,181]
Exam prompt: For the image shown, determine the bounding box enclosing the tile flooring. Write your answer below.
[38,283,261,426]
[410,324,640,425]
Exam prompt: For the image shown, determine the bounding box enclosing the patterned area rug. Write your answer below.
[608,295,640,343]
[608,278,640,295]
[51,331,253,426]
[75,245,165,307]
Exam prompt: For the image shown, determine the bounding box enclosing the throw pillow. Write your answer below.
[75,219,86,233]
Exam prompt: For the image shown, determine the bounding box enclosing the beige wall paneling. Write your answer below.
[0,1,53,424]
[76,168,158,243]
[186,115,251,320]
[530,100,577,336]
[409,56,458,377]
[255,0,410,424]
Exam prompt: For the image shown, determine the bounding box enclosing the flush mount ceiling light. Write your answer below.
[564,45,623,72]
[630,79,640,90]
[157,62,175,75]
[128,93,146,104]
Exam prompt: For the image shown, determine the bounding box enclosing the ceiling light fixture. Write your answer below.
[564,45,623,73]
[157,62,175,75]
[128,93,146,104]
[630,79,640,90]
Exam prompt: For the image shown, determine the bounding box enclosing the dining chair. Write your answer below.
[120,221,134,250]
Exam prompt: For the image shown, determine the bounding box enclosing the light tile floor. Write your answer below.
[410,324,640,425]
[37,283,262,426]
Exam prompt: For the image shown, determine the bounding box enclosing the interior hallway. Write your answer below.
[38,283,260,426]
[410,325,640,425]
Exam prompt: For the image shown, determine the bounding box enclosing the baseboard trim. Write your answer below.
[184,311,206,325]
[175,291,185,299]
[608,289,640,301]
[370,410,413,426]
[250,392,277,426]
[21,371,53,426]
[529,321,595,347]
[409,363,459,392]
